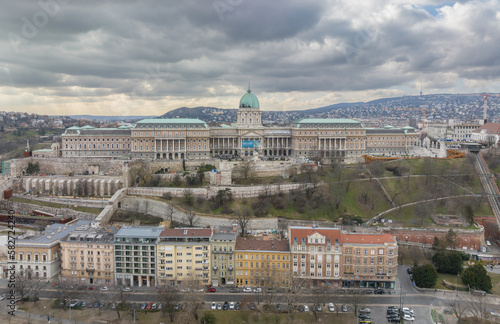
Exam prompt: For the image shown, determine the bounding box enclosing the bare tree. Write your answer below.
[448,295,469,323]
[164,204,175,228]
[110,286,131,320]
[15,270,33,300]
[128,161,152,186]
[238,160,255,180]
[348,289,366,317]
[179,278,204,323]
[414,203,428,227]
[468,293,489,321]
[184,208,198,227]
[235,207,252,237]
[158,284,181,323]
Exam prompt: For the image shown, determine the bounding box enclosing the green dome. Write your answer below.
[239,88,260,109]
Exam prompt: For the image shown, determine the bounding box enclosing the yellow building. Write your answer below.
[235,238,291,288]
[157,228,212,286]
[60,225,117,285]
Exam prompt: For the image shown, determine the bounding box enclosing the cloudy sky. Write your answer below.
[1,0,500,116]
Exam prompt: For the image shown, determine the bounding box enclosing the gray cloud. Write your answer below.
[0,0,499,114]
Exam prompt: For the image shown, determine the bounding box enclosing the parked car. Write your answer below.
[229,302,235,310]
[235,302,240,310]
[298,305,305,312]
[402,307,414,316]
[217,303,222,310]
[229,288,239,293]
[358,314,371,320]
[243,287,252,292]
[99,286,109,291]
[253,287,262,293]
[403,314,415,321]
[174,303,181,310]
[158,304,162,310]
[328,303,334,312]
[122,287,131,292]
[146,302,153,310]
[206,287,216,292]
[359,307,371,313]
[276,304,282,312]
[0,294,6,301]
[211,302,216,310]
[140,303,147,310]
[152,303,157,310]
[388,317,401,323]
[374,289,385,294]
[304,305,310,312]
[223,301,229,310]
[87,286,95,290]
[342,305,348,312]
[316,305,323,312]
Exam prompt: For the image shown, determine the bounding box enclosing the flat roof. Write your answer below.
[17,220,91,245]
[136,118,207,125]
[115,226,164,238]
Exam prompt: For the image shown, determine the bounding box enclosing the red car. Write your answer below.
[206,287,216,292]
[87,286,95,290]
[146,302,153,310]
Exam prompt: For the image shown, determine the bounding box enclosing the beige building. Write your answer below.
[60,225,117,286]
[60,89,419,163]
[157,228,212,286]
[342,233,398,289]
[13,220,90,280]
[288,226,398,289]
[210,225,237,286]
[365,126,419,156]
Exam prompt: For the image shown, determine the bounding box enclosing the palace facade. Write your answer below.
[61,89,419,163]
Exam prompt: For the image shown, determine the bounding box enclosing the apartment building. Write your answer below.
[342,233,398,289]
[13,219,90,280]
[113,226,163,287]
[156,228,212,286]
[210,225,237,286]
[288,226,398,289]
[60,224,117,285]
[235,238,291,288]
[288,226,344,287]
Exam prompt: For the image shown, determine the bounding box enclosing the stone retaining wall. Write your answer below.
[6,201,98,220]
[21,176,124,197]
[127,183,311,199]
[117,196,278,231]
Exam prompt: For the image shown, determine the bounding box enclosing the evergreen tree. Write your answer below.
[413,264,438,288]
[461,264,492,292]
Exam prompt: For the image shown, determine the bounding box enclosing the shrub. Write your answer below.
[413,264,438,288]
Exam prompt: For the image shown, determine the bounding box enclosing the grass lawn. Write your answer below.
[434,273,464,290]
[489,272,500,295]
[203,310,357,324]
[10,197,102,214]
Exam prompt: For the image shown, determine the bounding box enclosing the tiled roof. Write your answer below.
[160,228,212,238]
[235,238,289,252]
[343,233,396,244]
[472,123,500,135]
[289,226,342,244]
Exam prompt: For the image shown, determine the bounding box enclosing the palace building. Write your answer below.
[61,89,419,163]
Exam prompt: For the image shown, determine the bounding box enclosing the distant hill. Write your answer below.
[64,115,156,121]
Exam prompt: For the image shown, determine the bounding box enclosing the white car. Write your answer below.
[243,287,252,292]
[253,287,262,293]
[122,287,131,292]
[211,302,216,310]
[229,302,235,310]
[486,240,491,246]
[99,286,109,291]
[359,307,371,313]
[304,305,310,312]
[402,307,414,316]
[403,314,415,321]
[0,294,6,301]
[328,303,335,312]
